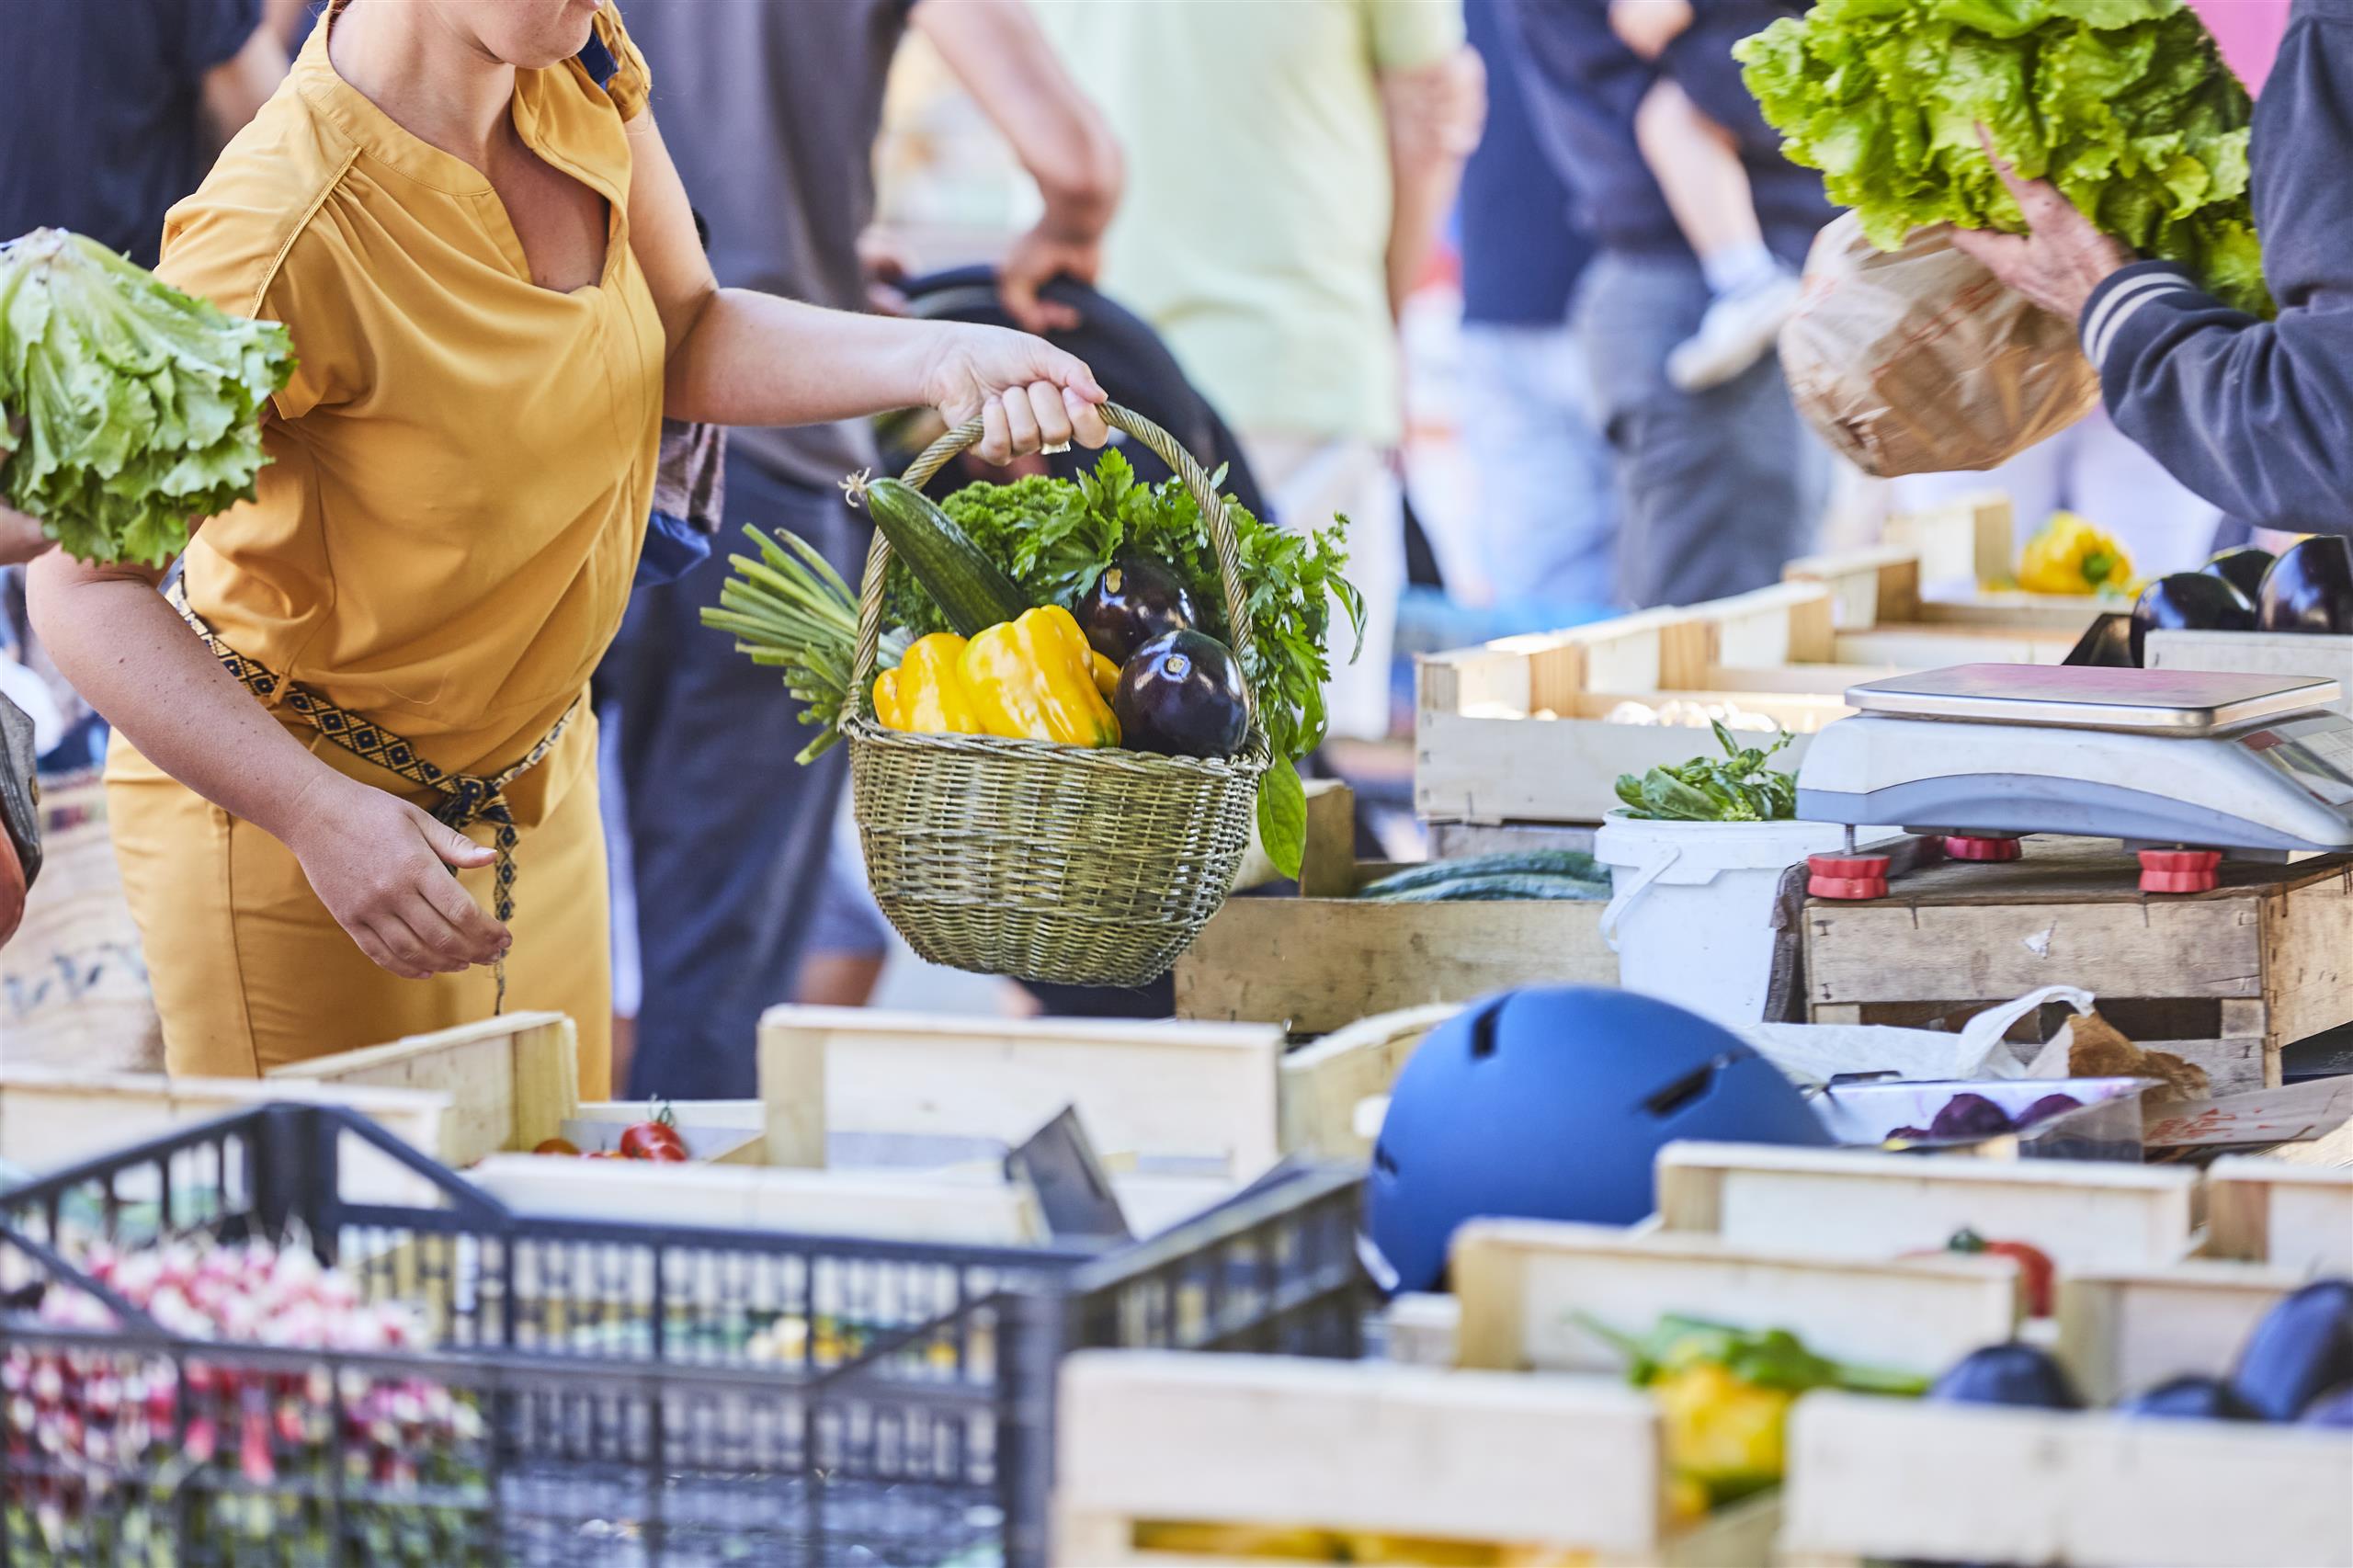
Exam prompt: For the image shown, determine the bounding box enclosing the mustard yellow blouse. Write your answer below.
[153,6,665,778]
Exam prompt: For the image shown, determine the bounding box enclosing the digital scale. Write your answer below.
[1793,665,2353,896]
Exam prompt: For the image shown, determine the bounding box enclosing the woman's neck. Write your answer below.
[328,0,517,167]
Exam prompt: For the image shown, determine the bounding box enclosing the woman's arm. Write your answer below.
[624,109,1110,465]
[25,551,511,980]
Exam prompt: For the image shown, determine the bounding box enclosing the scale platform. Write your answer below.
[1796,664,2353,861]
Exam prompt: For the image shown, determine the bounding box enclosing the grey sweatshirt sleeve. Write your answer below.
[2081,6,2353,534]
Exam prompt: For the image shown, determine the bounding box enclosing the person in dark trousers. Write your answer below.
[1457,0,1614,611]
[1504,0,1833,609]
[1952,1,2352,539]
[599,0,1122,1100]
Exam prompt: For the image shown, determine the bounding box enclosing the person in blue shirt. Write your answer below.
[1456,0,1616,612]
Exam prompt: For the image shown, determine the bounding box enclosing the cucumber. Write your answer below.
[1363,872,1608,903]
[860,475,1028,636]
[1356,850,1603,900]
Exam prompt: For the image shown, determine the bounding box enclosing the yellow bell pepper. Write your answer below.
[960,606,1121,747]
[872,632,984,735]
[1649,1361,1797,1510]
[1090,648,1121,700]
[2018,511,2136,596]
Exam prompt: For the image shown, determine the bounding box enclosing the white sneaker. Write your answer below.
[1667,270,1803,392]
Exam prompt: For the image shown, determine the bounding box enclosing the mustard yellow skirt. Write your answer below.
[105,709,611,1095]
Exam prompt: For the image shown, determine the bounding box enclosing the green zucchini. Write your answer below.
[858,474,1028,636]
[1356,850,1603,900]
[1363,872,1608,903]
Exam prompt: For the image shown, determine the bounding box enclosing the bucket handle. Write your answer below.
[1599,846,1682,953]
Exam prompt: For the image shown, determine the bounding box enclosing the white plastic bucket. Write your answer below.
[1594,812,1850,1028]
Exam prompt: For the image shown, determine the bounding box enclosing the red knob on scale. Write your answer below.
[2138,848,2222,894]
[1808,854,1891,901]
[1943,834,2023,862]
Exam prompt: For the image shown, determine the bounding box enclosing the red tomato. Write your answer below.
[1982,1239,2056,1318]
[533,1138,580,1157]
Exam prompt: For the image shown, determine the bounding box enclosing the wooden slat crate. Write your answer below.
[0,1066,448,1173]
[1786,544,2123,634]
[2145,627,2353,720]
[1173,863,1612,1036]
[2053,1261,2302,1405]
[1052,1352,1780,1567]
[2204,1155,2353,1274]
[1783,1392,2353,1568]
[1655,1142,2200,1271]
[267,1011,579,1166]
[1449,1219,2021,1380]
[1273,1005,1458,1162]
[1881,490,2014,590]
[1803,835,2353,1092]
[756,1006,1285,1181]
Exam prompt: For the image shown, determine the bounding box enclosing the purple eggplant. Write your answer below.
[2301,1383,2353,1428]
[1928,1344,2083,1409]
[1114,630,1249,758]
[2116,1374,2258,1422]
[2129,573,2255,665]
[2257,537,2353,635]
[2229,1279,2353,1420]
[2018,1093,2084,1128]
[2203,546,2273,603]
[1929,1093,2015,1141]
[1077,555,1199,663]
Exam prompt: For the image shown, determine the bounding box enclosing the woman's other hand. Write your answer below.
[280,776,511,980]
[919,322,1112,465]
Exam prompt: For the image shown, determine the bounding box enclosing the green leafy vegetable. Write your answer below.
[1736,0,2270,316]
[0,229,296,564]
[1576,1312,1929,1396]
[1614,721,1799,823]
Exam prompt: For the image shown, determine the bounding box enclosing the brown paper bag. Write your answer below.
[1779,213,2100,478]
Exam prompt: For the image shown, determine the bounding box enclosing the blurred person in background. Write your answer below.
[1508,0,1833,609]
[603,0,1123,1098]
[1037,0,1484,743]
[1456,0,1614,613]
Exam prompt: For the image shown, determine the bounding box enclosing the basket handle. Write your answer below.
[847,402,1259,721]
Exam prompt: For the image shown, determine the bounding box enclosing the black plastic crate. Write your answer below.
[0,1104,1365,1566]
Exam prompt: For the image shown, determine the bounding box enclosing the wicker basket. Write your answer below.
[844,403,1270,987]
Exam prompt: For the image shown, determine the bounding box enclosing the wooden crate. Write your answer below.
[267,1012,580,1166]
[1787,544,2122,635]
[2145,627,2353,720]
[2204,1155,2353,1275]
[756,1006,1285,1181]
[1274,1005,1459,1161]
[1802,835,2353,1091]
[1881,490,2014,590]
[1173,862,1612,1035]
[1052,1352,1779,1567]
[2054,1261,2303,1405]
[1449,1219,2022,1381]
[1655,1142,2200,1272]
[1783,1392,2353,1568]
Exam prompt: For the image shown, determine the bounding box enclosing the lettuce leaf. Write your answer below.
[1736,0,2271,317]
[0,229,296,565]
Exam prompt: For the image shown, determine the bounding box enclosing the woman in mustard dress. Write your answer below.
[28,0,1109,1093]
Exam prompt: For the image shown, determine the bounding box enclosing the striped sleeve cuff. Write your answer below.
[2079,262,2203,371]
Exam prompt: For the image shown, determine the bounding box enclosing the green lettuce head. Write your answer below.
[1735,0,2270,317]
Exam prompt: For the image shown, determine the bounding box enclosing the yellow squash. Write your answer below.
[2018,511,2135,596]
[872,632,984,735]
[960,606,1121,747]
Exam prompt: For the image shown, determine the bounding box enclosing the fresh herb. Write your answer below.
[1577,1312,1929,1397]
[1737,0,2268,317]
[699,525,906,763]
[1614,721,1798,823]
[0,229,296,564]
[902,450,1360,875]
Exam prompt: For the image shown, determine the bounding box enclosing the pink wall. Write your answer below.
[2191,0,2292,93]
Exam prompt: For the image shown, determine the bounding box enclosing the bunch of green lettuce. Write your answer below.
[0,229,295,565]
[1736,0,2269,317]
[892,449,1361,877]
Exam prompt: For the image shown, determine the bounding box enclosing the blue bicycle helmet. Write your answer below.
[1364,987,1832,1293]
